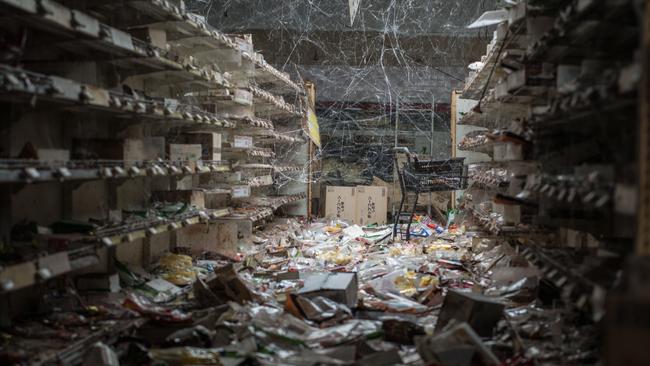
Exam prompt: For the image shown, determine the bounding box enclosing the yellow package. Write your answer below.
[157,253,196,286]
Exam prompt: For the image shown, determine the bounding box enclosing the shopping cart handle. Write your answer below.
[394,147,418,161]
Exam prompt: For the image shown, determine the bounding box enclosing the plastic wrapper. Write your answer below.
[318,247,354,265]
[149,347,223,365]
[290,295,352,324]
[304,319,381,348]
[362,292,429,314]
[123,293,192,324]
[155,253,197,286]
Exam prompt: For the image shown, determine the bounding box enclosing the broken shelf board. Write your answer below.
[0,0,197,76]
[221,147,276,159]
[247,54,304,95]
[494,70,553,105]
[97,207,233,247]
[0,159,230,185]
[532,97,636,131]
[0,65,234,129]
[461,22,508,100]
[458,100,529,129]
[527,0,637,63]
[459,140,496,156]
[0,245,98,295]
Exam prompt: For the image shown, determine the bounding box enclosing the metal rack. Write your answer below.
[393,147,467,240]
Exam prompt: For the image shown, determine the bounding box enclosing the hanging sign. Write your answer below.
[306,108,321,148]
[349,0,360,26]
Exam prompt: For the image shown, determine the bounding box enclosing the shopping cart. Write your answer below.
[393,147,468,240]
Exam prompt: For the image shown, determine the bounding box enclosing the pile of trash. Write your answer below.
[1,218,602,365]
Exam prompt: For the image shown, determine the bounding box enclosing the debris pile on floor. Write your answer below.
[0,218,603,365]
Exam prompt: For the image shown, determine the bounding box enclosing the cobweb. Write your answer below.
[187,0,497,187]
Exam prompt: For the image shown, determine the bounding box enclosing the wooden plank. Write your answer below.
[637,3,650,255]
[450,90,459,209]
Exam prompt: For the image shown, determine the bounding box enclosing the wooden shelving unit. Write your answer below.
[458,0,640,242]
[0,0,311,309]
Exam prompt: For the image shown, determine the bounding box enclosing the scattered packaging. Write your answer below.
[168,144,202,165]
[355,186,388,226]
[435,289,505,337]
[152,190,206,209]
[298,272,358,308]
[417,322,500,366]
[324,186,357,223]
[82,342,119,366]
[76,273,121,293]
[233,135,253,148]
[182,132,222,161]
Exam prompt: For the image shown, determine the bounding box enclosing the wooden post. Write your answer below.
[637,2,650,255]
[450,90,460,209]
[304,81,317,219]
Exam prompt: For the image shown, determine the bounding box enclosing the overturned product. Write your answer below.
[435,289,505,337]
[416,322,500,366]
[298,272,359,308]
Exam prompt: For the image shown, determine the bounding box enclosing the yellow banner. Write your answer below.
[306,108,321,148]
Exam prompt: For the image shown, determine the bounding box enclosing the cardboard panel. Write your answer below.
[324,186,356,223]
[355,186,388,226]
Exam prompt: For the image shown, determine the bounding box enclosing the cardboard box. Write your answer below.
[298,272,358,308]
[233,136,253,148]
[76,273,121,293]
[36,148,70,162]
[605,294,650,366]
[182,132,222,161]
[492,202,521,225]
[73,138,164,163]
[434,290,505,337]
[231,185,250,198]
[73,138,142,161]
[168,144,202,162]
[417,322,500,366]
[355,186,388,226]
[128,26,167,49]
[152,190,205,208]
[324,186,357,223]
[493,142,523,161]
[204,190,230,209]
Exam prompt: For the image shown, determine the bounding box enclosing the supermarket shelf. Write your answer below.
[532,95,637,131]
[527,0,637,63]
[0,65,234,128]
[244,175,274,188]
[233,163,273,171]
[273,165,305,173]
[57,0,246,70]
[0,159,230,185]
[461,23,507,100]
[459,140,495,156]
[0,206,232,294]
[222,147,276,158]
[250,86,306,119]
[225,115,276,131]
[494,69,553,105]
[189,88,254,108]
[221,206,275,222]
[0,0,230,90]
[519,245,601,309]
[239,193,307,211]
[458,98,529,128]
[256,132,305,145]
[97,207,231,247]
[468,160,539,171]
[12,318,147,366]
[244,53,304,95]
[0,244,98,294]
